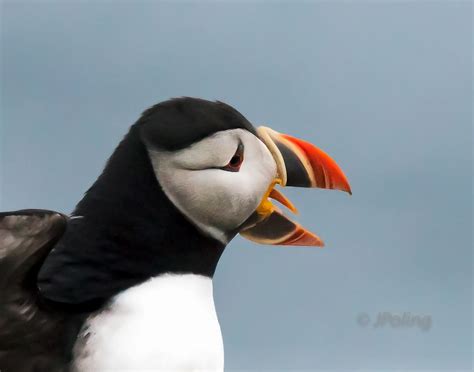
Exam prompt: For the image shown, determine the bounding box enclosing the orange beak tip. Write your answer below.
[282,228,325,247]
[342,179,352,195]
[312,236,325,248]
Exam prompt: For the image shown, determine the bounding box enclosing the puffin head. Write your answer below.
[140,97,351,247]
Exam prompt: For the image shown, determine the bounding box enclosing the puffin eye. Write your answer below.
[222,144,244,172]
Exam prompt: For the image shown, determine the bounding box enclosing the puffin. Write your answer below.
[0,97,351,372]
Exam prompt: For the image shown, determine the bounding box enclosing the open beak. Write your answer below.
[239,126,351,247]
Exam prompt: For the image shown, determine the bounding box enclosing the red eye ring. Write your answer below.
[222,144,244,172]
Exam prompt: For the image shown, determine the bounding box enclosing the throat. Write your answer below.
[73,274,224,371]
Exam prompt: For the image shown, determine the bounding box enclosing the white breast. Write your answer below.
[72,274,224,372]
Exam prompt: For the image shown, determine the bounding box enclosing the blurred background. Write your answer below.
[1,1,472,371]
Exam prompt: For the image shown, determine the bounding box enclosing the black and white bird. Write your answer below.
[0,97,351,372]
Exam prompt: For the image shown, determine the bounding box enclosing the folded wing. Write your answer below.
[0,210,68,372]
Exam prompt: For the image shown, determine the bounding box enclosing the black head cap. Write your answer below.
[139,97,257,151]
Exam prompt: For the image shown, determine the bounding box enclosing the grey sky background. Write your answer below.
[1,1,472,370]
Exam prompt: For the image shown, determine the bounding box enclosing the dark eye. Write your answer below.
[222,144,244,172]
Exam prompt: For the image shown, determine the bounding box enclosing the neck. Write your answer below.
[38,124,225,310]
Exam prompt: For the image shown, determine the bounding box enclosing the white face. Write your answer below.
[147,129,277,243]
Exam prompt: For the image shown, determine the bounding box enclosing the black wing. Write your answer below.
[0,210,69,372]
